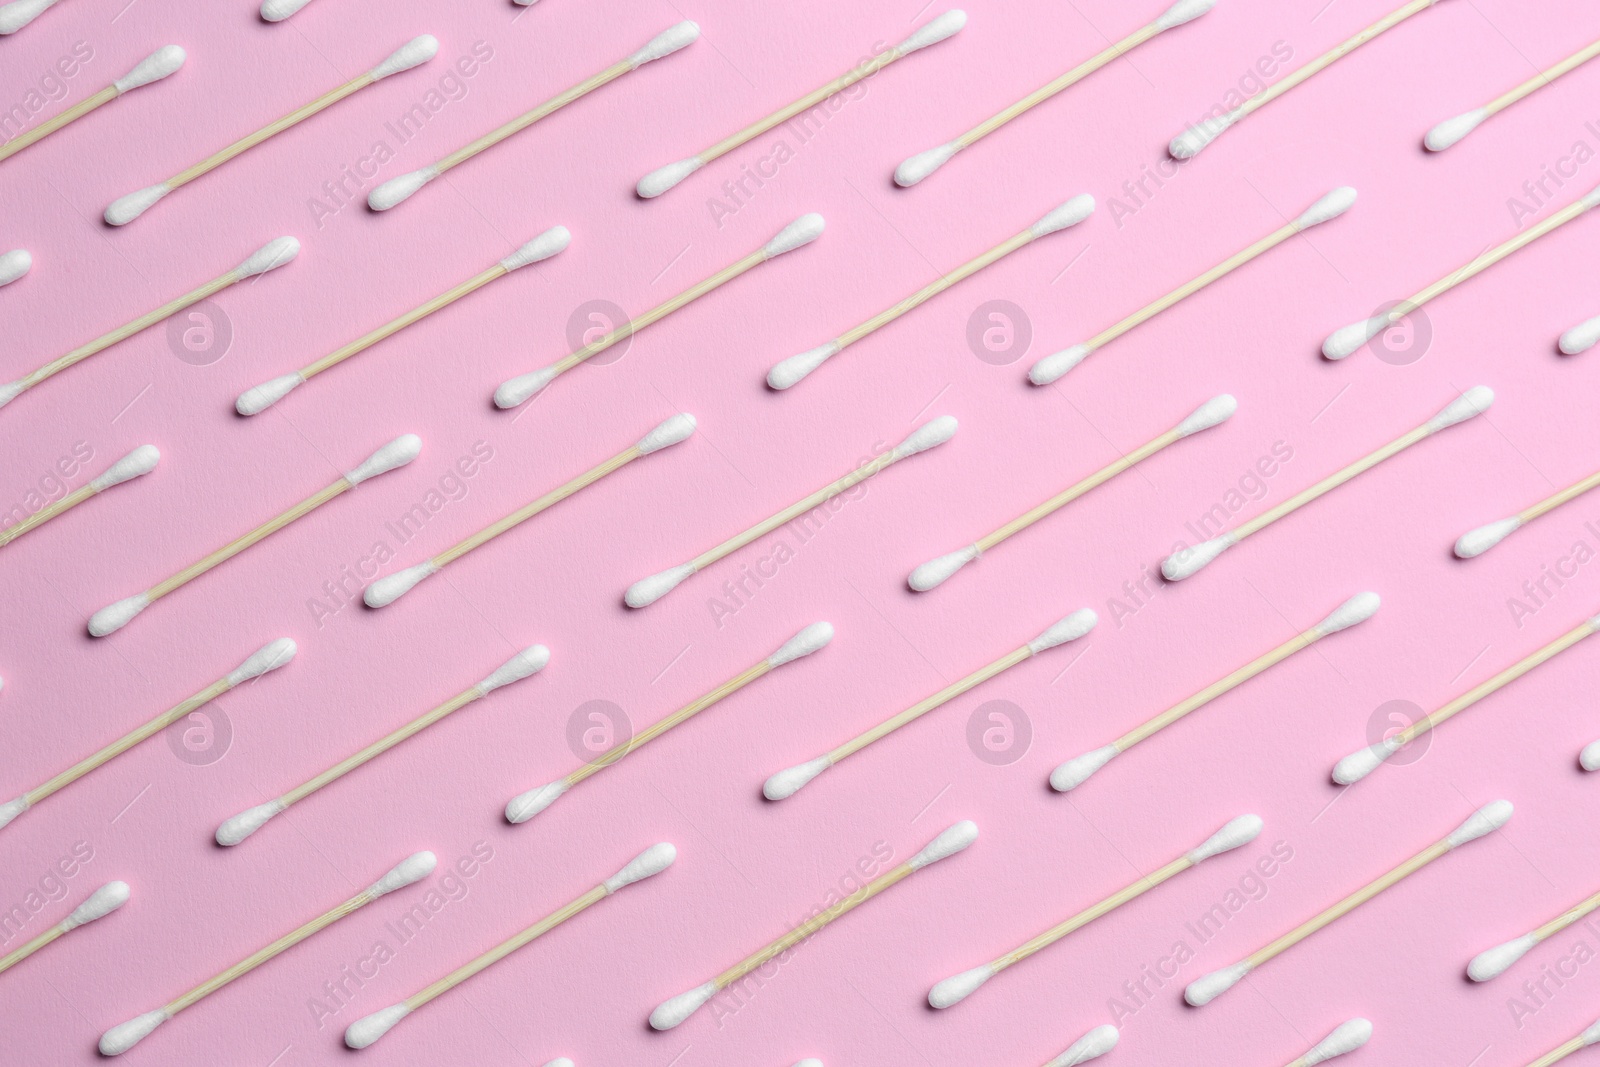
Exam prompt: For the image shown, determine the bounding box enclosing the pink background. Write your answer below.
[3,0,1600,1063]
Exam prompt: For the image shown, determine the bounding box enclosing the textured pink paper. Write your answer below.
[2,0,1599,1064]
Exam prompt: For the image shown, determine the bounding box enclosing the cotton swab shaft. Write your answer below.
[1283,1020,1374,1066]
[625,415,957,608]
[99,852,437,1055]
[216,646,548,846]
[1469,885,1600,982]
[1170,0,1436,157]
[1333,610,1598,784]
[769,196,1094,389]
[0,46,185,163]
[0,882,129,975]
[649,822,977,1030]
[0,639,295,834]
[1427,37,1600,151]
[505,622,832,823]
[236,228,570,414]
[767,609,1095,800]
[1455,467,1600,558]
[0,445,159,548]
[88,434,420,636]
[1184,801,1512,1007]
[345,844,676,1049]
[0,237,299,411]
[1029,188,1355,383]
[1526,1015,1600,1067]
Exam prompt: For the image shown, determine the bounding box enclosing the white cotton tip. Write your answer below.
[0,248,30,287]
[367,166,439,211]
[1582,1015,1600,1047]
[344,1003,411,1049]
[629,20,700,67]
[1447,799,1513,847]
[894,142,960,187]
[1468,934,1537,982]
[764,756,832,800]
[1331,738,1399,785]
[544,1061,575,1067]
[1184,961,1250,1006]
[0,0,59,35]
[62,881,131,929]
[1321,316,1386,360]
[1169,112,1235,159]
[1581,739,1600,771]
[763,213,826,258]
[895,10,967,55]
[650,980,717,1030]
[235,372,306,415]
[767,342,841,390]
[99,1010,169,1055]
[494,366,558,408]
[637,157,705,198]
[364,561,438,607]
[909,544,979,591]
[1559,314,1600,355]
[1315,592,1381,636]
[1028,344,1092,384]
[114,45,186,93]
[1295,186,1358,229]
[638,412,698,454]
[1175,394,1237,436]
[0,380,22,409]
[346,433,422,484]
[1030,194,1096,238]
[1156,0,1218,30]
[1028,608,1098,654]
[104,184,171,226]
[88,593,150,637]
[501,225,572,272]
[370,35,439,80]
[1455,517,1521,558]
[91,445,161,491]
[235,236,301,278]
[604,842,677,892]
[1427,385,1495,430]
[1049,744,1119,791]
[928,963,995,1008]
[626,563,696,608]
[1161,533,1235,581]
[477,645,551,694]
[1186,815,1264,863]
[767,621,835,667]
[0,795,30,831]
[366,851,438,898]
[1045,1024,1120,1066]
[1303,1018,1373,1064]
[892,415,959,459]
[215,799,286,845]
[505,779,570,823]
[261,0,313,20]
[227,637,297,686]
[1425,108,1488,152]
[910,820,979,869]
[792,1061,822,1067]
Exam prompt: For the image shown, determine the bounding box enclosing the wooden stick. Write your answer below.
[98,853,437,1056]
[0,446,158,549]
[0,640,294,834]
[1171,0,1437,157]
[215,646,548,846]
[1427,36,1600,151]
[494,214,823,408]
[625,415,955,608]
[1162,387,1494,581]
[87,435,418,637]
[768,609,1095,800]
[648,823,976,1030]
[0,238,298,409]
[0,882,128,975]
[928,817,1260,1008]
[1527,1016,1600,1067]
[770,196,1093,389]
[1028,188,1354,383]
[0,46,184,163]
[1469,885,1600,982]
[1183,802,1512,1007]
[344,845,675,1049]
[102,37,436,225]
[236,228,569,414]
[638,12,965,198]
[506,622,831,823]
